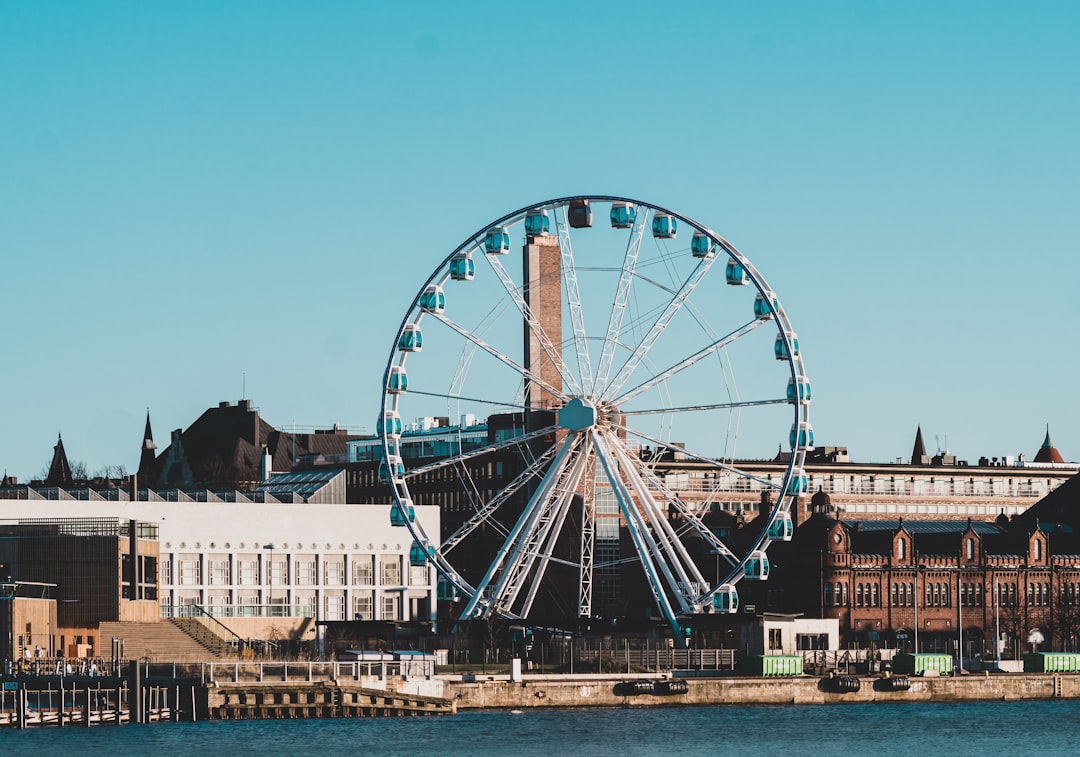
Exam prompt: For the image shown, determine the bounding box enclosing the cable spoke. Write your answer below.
[554,206,593,395]
[613,420,783,492]
[482,242,581,397]
[609,319,765,407]
[404,388,531,413]
[600,243,721,402]
[404,425,558,481]
[602,431,709,607]
[458,434,579,620]
[426,310,568,404]
[516,435,592,616]
[621,398,787,416]
[591,430,684,639]
[439,440,563,556]
[612,439,740,567]
[594,203,647,396]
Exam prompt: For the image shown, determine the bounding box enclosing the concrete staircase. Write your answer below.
[98,620,229,662]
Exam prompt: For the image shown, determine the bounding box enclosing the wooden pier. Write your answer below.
[1,661,455,728]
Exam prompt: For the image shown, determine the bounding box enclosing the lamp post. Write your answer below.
[263,544,274,615]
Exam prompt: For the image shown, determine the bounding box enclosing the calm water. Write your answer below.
[4,701,1080,756]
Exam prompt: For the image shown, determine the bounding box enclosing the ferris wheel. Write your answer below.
[378,195,812,643]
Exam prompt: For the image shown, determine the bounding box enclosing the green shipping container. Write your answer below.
[741,655,803,676]
[891,653,953,675]
[1023,652,1080,673]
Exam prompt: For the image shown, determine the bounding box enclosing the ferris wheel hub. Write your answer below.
[557,397,597,432]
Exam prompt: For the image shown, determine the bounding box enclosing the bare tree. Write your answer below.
[1056,586,1080,652]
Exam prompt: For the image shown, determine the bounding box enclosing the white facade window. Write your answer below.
[353,592,373,621]
[410,565,428,587]
[324,594,345,621]
[179,558,201,585]
[324,559,345,586]
[296,559,317,586]
[353,556,374,585]
[160,556,173,585]
[380,558,401,586]
[209,559,230,586]
[238,559,258,586]
[381,594,399,620]
[269,559,286,585]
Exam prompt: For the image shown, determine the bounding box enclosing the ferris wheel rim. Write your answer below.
[378,194,811,631]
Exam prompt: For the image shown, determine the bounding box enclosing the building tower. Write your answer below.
[911,426,929,465]
[137,410,159,487]
[522,230,563,413]
[44,433,73,486]
[1033,425,1065,464]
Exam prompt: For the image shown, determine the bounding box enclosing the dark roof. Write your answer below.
[1033,425,1065,464]
[911,426,927,463]
[1011,471,1080,531]
[842,520,1001,536]
[45,434,73,487]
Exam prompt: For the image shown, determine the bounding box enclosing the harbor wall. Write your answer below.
[443,672,1080,709]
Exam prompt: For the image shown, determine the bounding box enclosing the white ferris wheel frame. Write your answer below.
[378,195,811,643]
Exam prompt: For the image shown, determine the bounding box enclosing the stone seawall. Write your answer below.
[444,672,1080,709]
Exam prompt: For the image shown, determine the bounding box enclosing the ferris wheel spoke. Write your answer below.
[554,207,594,395]
[458,434,580,620]
[613,421,783,492]
[515,435,592,617]
[601,431,709,606]
[600,249,721,402]
[621,398,787,417]
[439,441,563,556]
[482,434,588,617]
[593,206,647,396]
[425,310,568,404]
[609,319,765,407]
[612,439,740,568]
[404,425,558,481]
[591,431,684,638]
[404,388,531,413]
[482,247,582,397]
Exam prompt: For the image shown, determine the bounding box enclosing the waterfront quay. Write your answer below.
[445,670,1080,709]
[7,659,1080,728]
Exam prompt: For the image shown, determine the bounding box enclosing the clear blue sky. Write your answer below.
[2,1,1077,480]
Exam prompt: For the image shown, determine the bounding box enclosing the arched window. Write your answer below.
[891,583,898,607]
[966,538,974,560]
[898,537,906,560]
[909,582,915,606]
[824,583,833,607]
[836,582,844,606]
[899,583,907,607]
[933,583,940,607]
[1035,539,1043,561]
[1044,582,1051,606]
[872,584,880,607]
[857,583,864,607]
[942,583,949,607]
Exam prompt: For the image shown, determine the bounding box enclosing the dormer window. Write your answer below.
[898,537,907,560]
[966,538,974,560]
[1035,538,1042,561]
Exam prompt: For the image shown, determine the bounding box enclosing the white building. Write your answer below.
[0,488,439,644]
